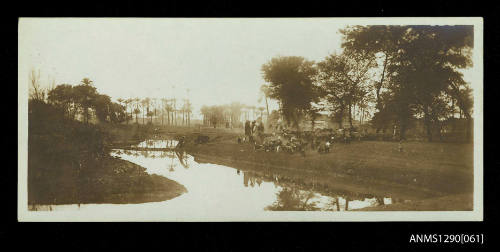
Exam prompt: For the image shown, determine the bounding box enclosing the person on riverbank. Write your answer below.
[257,119,265,143]
[251,120,257,143]
[176,136,186,149]
[244,120,251,142]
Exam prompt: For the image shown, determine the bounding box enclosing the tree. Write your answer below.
[390,25,473,141]
[261,56,318,129]
[151,98,158,124]
[93,94,112,123]
[341,26,407,112]
[200,105,209,126]
[73,78,97,124]
[209,106,224,128]
[316,52,375,129]
[228,102,244,128]
[133,98,141,124]
[47,84,75,119]
[341,25,474,141]
[163,99,173,126]
[123,98,133,124]
[29,69,45,102]
[184,99,192,127]
[140,98,151,124]
[109,102,126,124]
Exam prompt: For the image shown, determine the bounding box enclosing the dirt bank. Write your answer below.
[29,156,187,207]
[167,127,474,210]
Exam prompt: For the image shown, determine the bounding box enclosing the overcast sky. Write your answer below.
[19,18,478,119]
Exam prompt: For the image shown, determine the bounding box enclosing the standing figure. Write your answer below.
[251,120,257,143]
[257,119,265,143]
[244,120,251,143]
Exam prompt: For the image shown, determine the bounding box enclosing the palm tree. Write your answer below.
[124,98,133,124]
[186,100,192,127]
[164,99,173,126]
[141,98,152,124]
[181,102,186,126]
[78,78,95,124]
[172,98,177,126]
[133,98,141,124]
[117,98,125,124]
[160,98,167,126]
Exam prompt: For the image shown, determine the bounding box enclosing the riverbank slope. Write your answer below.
[167,127,473,211]
[28,100,187,207]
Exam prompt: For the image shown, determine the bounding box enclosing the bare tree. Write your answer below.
[29,69,45,101]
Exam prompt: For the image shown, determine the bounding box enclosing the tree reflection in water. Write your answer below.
[265,188,320,211]
[113,148,191,172]
[175,151,189,169]
[240,170,396,211]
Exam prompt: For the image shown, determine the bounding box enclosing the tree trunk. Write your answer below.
[338,108,344,129]
[400,121,407,141]
[375,55,388,112]
[423,106,433,142]
[125,106,129,125]
[348,103,353,128]
[466,118,472,143]
[265,97,270,119]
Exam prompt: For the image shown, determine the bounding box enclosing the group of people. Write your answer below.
[243,118,265,144]
[238,117,368,156]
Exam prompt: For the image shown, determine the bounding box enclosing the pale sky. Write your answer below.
[19,18,478,119]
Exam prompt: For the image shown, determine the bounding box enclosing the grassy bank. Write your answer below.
[76,157,186,204]
[164,127,473,209]
[28,100,186,206]
[29,156,186,206]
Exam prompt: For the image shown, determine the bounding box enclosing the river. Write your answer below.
[29,139,403,216]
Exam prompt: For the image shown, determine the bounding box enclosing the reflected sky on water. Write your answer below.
[135,139,178,149]
[30,140,398,213]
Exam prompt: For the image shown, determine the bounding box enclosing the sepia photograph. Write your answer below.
[18,18,483,221]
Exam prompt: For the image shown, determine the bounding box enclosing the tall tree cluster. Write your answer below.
[47,78,127,124]
[260,25,474,142]
[200,102,249,128]
[261,56,319,129]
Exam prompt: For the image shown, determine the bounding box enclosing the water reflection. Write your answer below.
[239,170,396,211]
[135,139,179,149]
[109,148,400,212]
[31,141,401,212]
[265,188,320,211]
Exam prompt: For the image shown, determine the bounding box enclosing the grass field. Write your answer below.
[159,126,474,210]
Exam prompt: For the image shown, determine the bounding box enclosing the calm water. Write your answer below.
[136,139,178,149]
[30,139,399,213]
